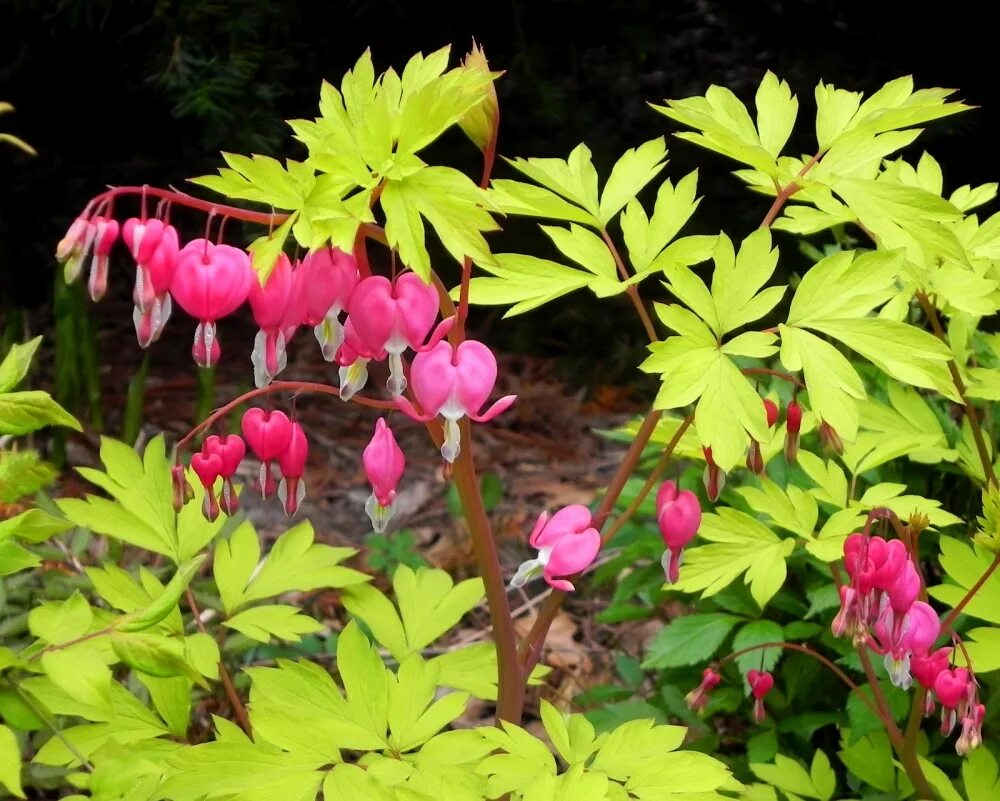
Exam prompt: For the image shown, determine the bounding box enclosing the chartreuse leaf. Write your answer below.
[750,752,834,800]
[858,383,958,464]
[501,143,601,223]
[539,700,600,766]
[735,479,818,538]
[223,605,323,644]
[928,536,1000,623]
[137,675,191,738]
[653,74,791,176]
[236,521,368,606]
[192,153,314,209]
[247,213,297,283]
[343,565,483,660]
[387,654,468,752]
[382,165,499,281]
[477,722,557,797]
[57,436,227,563]
[642,613,742,669]
[0,390,81,435]
[539,223,623,296]
[804,507,867,562]
[0,542,39,575]
[974,483,1000,553]
[598,137,668,223]
[213,521,261,615]
[838,730,896,792]
[40,647,113,713]
[0,335,41,392]
[462,253,592,316]
[118,555,205,632]
[0,508,72,544]
[0,724,24,798]
[0,449,57,502]
[28,592,94,643]
[962,746,1000,800]
[669,508,795,608]
[917,756,965,801]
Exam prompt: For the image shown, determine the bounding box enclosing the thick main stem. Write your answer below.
[452,418,523,722]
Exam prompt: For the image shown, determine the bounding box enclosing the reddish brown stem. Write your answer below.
[175,381,396,453]
[185,589,251,736]
[759,152,821,228]
[600,228,659,342]
[741,367,806,389]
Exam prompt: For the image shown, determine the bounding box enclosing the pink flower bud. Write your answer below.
[747,669,774,723]
[203,434,245,515]
[123,217,167,265]
[510,505,601,592]
[132,224,180,347]
[57,216,97,283]
[171,463,192,512]
[87,216,119,302]
[170,239,253,367]
[241,408,293,498]
[685,667,722,712]
[956,703,985,755]
[763,398,779,428]
[819,421,844,455]
[396,340,516,463]
[249,255,295,387]
[784,400,802,463]
[702,446,725,502]
[348,273,453,395]
[912,647,951,692]
[656,481,701,584]
[191,451,223,522]
[363,418,405,532]
[278,421,309,516]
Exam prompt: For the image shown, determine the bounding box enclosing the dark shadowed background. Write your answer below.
[0,0,995,385]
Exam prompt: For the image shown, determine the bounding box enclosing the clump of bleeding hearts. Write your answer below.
[830,527,985,755]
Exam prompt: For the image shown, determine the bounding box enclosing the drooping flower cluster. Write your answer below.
[684,667,775,724]
[831,527,985,754]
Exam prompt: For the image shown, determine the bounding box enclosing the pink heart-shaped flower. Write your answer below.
[171,239,253,322]
[191,452,222,489]
[241,408,293,462]
[204,434,246,478]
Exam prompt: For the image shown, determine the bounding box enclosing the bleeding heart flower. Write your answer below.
[249,255,295,387]
[241,408,293,498]
[702,446,725,501]
[395,339,516,463]
[784,400,802,463]
[363,418,405,533]
[123,217,168,266]
[203,434,246,516]
[912,647,951,693]
[171,239,253,367]
[685,667,722,712]
[334,316,387,401]
[656,481,702,584]
[956,702,986,755]
[348,273,453,395]
[747,670,774,723]
[132,224,180,348]
[87,216,119,301]
[278,421,309,516]
[296,247,359,360]
[935,667,972,736]
[509,505,601,592]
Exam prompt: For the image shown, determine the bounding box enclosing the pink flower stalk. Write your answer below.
[241,408,293,498]
[170,239,253,367]
[190,450,223,522]
[296,248,359,360]
[784,400,802,463]
[747,670,774,723]
[702,447,725,502]
[362,418,405,532]
[57,216,97,283]
[334,316,387,401]
[348,273,454,395]
[132,224,180,348]
[277,421,309,516]
[203,434,245,516]
[656,481,702,584]
[248,255,295,387]
[87,216,119,302]
[395,340,516,463]
[685,667,722,712]
[509,505,601,592]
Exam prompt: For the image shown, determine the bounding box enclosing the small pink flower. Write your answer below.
[57,216,97,283]
[277,421,309,516]
[191,450,223,522]
[935,666,972,736]
[123,217,168,265]
[132,224,180,347]
[874,600,940,689]
[348,273,453,395]
[912,647,951,692]
[362,418,405,532]
[248,255,295,387]
[509,505,601,592]
[656,481,701,584]
[784,400,802,463]
[170,239,253,367]
[203,434,245,516]
[747,670,774,723]
[296,248,359,360]
[395,339,516,463]
[87,216,119,301]
[686,667,722,712]
[956,703,986,755]
[241,408,293,498]
[702,446,725,501]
